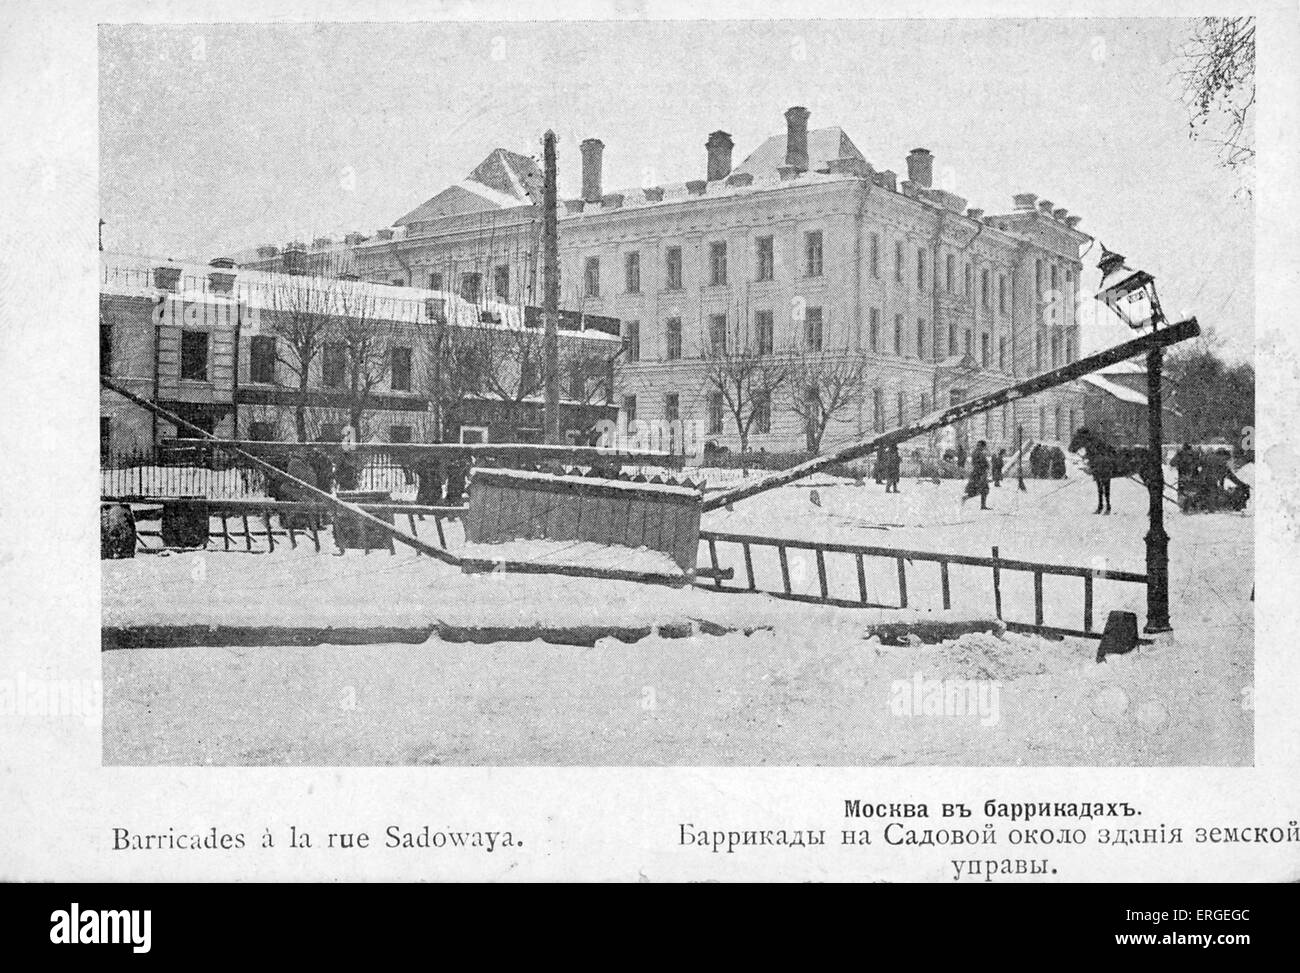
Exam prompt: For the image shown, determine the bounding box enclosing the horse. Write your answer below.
[1067,427,1152,514]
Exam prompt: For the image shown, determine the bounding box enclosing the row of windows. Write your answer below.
[866,235,1075,307]
[582,232,826,298]
[247,336,414,391]
[417,266,516,303]
[620,306,826,362]
[622,392,773,437]
[399,239,1075,322]
[622,309,1073,373]
[627,386,1080,443]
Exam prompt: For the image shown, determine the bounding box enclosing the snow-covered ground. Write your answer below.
[102,470,1253,766]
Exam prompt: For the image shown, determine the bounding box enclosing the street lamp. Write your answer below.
[1096,245,1166,331]
[1094,244,1172,633]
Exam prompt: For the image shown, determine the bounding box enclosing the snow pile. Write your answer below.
[458,539,683,576]
[899,630,1069,682]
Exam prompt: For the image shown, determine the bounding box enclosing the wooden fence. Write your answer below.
[110,498,464,556]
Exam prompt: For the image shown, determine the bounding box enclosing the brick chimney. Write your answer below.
[784,107,810,172]
[1037,199,1055,215]
[1013,193,1038,211]
[706,131,733,181]
[282,241,307,275]
[207,257,236,295]
[153,265,181,292]
[906,148,933,189]
[1053,207,1069,221]
[580,138,604,203]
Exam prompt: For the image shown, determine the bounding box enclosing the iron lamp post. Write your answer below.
[1095,245,1172,633]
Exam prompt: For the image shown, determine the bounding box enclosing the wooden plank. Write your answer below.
[220,514,231,552]
[708,538,722,589]
[1034,570,1045,627]
[703,316,1202,512]
[241,514,252,552]
[816,549,829,600]
[434,515,447,548]
[897,558,909,609]
[608,497,630,551]
[671,502,700,571]
[856,553,868,604]
[262,512,275,553]
[1084,573,1094,633]
[743,542,756,591]
[778,545,791,594]
[940,560,951,610]
[992,546,1003,620]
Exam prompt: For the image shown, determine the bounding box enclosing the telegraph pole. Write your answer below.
[542,130,561,444]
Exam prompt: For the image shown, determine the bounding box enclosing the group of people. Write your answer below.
[1171,443,1250,513]
[870,441,1007,507]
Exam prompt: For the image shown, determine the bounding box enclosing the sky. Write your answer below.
[99,17,1254,361]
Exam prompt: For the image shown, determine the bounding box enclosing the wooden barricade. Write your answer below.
[465,468,703,571]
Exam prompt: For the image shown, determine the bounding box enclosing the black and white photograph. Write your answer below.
[96,15,1256,767]
[2,0,1297,893]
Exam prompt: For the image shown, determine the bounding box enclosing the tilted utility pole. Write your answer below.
[542,130,561,444]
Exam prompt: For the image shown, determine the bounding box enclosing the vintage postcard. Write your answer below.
[1,0,1296,885]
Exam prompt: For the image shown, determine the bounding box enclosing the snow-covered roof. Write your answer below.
[732,126,868,179]
[1081,373,1147,406]
[394,148,542,226]
[1097,359,1145,376]
[100,251,618,341]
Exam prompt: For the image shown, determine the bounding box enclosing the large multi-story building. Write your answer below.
[277,107,1095,457]
[98,253,619,462]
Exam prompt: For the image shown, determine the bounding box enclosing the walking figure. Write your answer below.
[991,448,1004,487]
[962,440,991,510]
[883,444,901,493]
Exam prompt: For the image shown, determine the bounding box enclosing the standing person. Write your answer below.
[963,440,991,510]
[991,448,1004,487]
[1171,443,1199,494]
[884,444,902,493]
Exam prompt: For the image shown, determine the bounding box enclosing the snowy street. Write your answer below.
[102,468,1253,766]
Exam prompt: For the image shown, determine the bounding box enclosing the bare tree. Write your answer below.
[331,278,397,439]
[414,305,498,442]
[787,349,869,453]
[701,337,790,455]
[560,339,624,444]
[261,266,338,441]
[1179,17,1255,181]
[478,321,547,439]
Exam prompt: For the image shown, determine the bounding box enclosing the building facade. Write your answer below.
[291,107,1093,458]
[99,253,619,463]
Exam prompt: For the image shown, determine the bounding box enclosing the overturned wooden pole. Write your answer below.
[99,376,460,564]
[703,318,1201,512]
